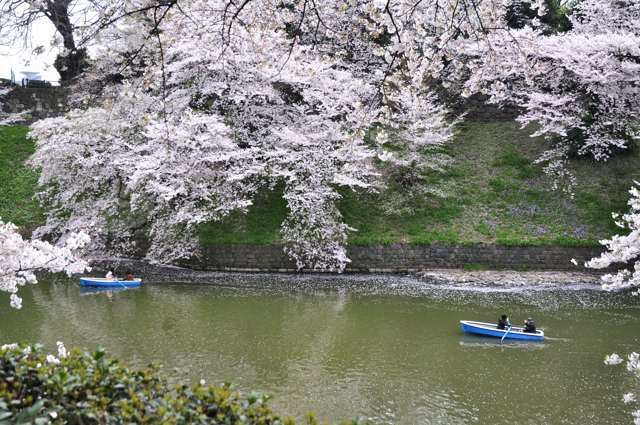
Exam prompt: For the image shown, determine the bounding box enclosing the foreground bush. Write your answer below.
[0,344,346,425]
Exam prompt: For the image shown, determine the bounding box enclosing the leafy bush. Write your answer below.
[0,344,357,425]
[53,49,91,82]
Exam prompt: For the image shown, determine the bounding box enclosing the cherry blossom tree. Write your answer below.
[0,218,91,309]
[467,0,640,194]
[27,0,530,270]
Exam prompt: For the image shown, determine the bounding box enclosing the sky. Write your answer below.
[0,17,61,84]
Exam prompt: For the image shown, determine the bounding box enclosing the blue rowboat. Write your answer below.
[80,277,141,287]
[460,320,544,341]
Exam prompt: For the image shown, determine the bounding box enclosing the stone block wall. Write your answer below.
[449,93,523,122]
[1,86,68,124]
[170,243,616,274]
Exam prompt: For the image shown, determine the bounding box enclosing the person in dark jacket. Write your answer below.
[522,317,536,333]
[497,314,510,330]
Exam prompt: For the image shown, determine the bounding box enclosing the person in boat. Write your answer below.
[125,271,134,281]
[497,314,510,330]
[106,271,114,281]
[522,317,537,333]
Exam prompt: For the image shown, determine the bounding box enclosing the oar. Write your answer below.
[501,325,512,343]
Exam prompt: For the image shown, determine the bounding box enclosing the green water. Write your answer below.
[1,271,639,424]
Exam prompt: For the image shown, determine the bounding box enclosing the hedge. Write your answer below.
[0,344,360,425]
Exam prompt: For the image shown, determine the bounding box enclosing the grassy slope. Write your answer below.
[3,123,637,247]
[0,126,43,229]
[439,122,635,247]
[200,122,638,246]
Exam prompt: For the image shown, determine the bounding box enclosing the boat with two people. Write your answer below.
[460,320,544,341]
[80,277,141,287]
[80,271,141,288]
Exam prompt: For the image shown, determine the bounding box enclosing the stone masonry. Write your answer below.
[1,86,68,125]
[449,92,523,121]
[166,243,618,274]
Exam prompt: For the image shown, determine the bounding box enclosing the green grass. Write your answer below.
[0,126,44,229]
[435,122,637,247]
[198,186,289,244]
[337,185,463,246]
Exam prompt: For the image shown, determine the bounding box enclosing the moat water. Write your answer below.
[1,269,639,424]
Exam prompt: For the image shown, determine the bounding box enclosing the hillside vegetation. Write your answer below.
[0,126,43,230]
[2,122,637,247]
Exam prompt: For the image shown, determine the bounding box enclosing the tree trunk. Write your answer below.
[48,0,81,81]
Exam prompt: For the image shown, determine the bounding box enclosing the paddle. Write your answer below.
[501,325,512,343]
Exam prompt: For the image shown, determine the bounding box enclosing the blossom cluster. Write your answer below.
[605,352,640,424]
[0,218,91,308]
[2,341,67,365]
[585,183,640,291]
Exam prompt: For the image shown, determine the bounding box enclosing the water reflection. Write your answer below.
[459,333,545,348]
[0,270,638,424]
[80,286,141,295]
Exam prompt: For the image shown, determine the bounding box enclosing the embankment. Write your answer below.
[124,241,617,274]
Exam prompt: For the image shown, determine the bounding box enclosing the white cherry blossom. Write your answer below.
[0,218,91,309]
[586,183,640,291]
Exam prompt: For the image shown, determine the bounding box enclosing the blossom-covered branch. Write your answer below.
[0,219,91,309]
[584,183,640,291]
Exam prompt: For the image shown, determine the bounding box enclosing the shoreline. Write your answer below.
[88,257,607,287]
[416,269,604,286]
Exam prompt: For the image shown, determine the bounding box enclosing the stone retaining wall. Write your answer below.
[170,243,617,273]
[1,86,68,124]
[449,92,523,122]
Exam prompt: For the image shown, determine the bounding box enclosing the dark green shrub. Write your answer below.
[0,344,359,425]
